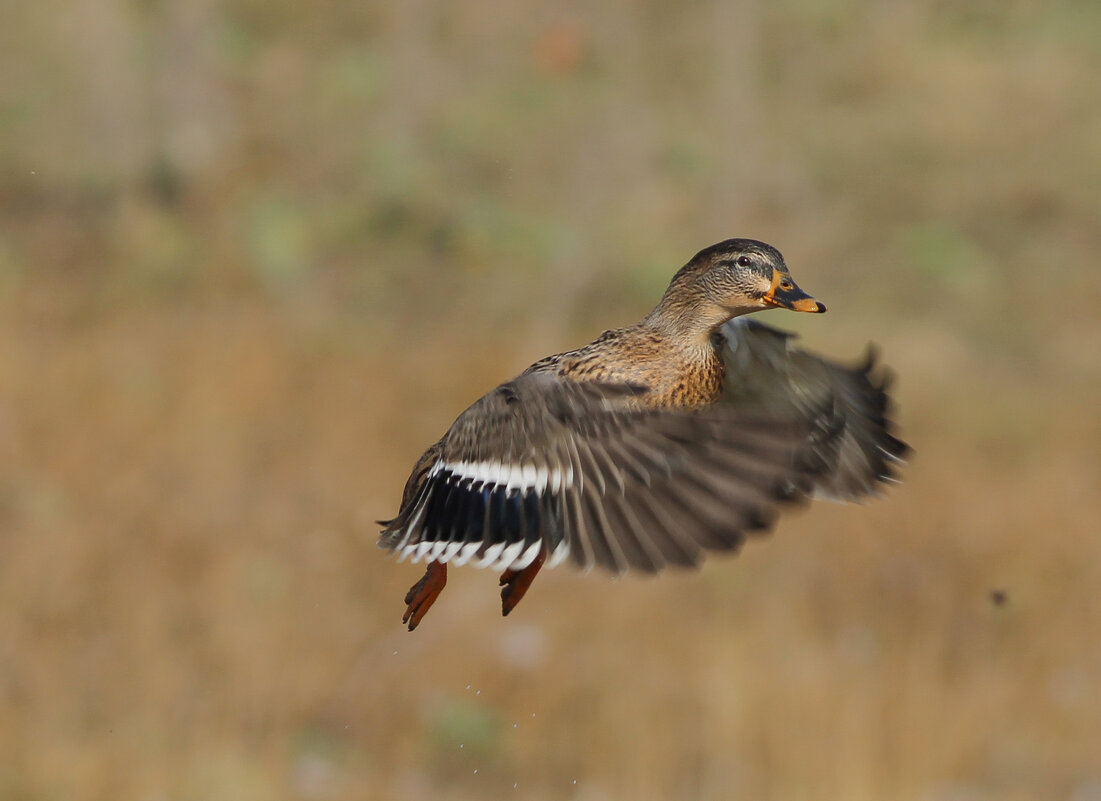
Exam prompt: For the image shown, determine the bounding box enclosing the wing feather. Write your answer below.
[380,371,836,574]
[719,318,909,502]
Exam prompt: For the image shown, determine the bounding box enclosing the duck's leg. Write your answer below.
[499,551,546,616]
[403,561,447,631]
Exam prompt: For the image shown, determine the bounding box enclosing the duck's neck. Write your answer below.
[642,287,738,348]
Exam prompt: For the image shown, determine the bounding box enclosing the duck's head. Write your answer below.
[685,238,825,316]
[647,238,825,340]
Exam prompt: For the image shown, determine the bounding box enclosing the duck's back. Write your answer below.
[524,326,726,410]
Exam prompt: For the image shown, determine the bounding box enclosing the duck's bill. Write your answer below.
[763,278,827,313]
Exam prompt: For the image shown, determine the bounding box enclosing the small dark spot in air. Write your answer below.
[989,588,1008,607]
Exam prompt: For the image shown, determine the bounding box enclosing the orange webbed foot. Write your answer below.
[499,551,546,617]
[403,561,447,631]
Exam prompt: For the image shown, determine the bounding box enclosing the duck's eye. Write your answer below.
[779,279,794,291]
[736,255,752,267]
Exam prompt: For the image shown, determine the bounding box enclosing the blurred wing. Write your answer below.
[718,318,910,502]
[379,371,834,575]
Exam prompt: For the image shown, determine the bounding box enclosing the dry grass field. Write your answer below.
[2,1,1100,799]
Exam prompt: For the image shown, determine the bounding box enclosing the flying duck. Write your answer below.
[379,238,909,630]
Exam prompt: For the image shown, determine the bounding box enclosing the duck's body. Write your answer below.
[380,239,908,630]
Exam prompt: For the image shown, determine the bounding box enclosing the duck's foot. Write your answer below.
[499,551,546,617]
[403,561,447,631]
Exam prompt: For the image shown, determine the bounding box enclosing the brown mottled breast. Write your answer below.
[524,326,726,410]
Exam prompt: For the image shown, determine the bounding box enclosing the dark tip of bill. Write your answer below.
[814,301,827,313]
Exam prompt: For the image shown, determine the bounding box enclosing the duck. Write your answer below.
[379,238,909,630]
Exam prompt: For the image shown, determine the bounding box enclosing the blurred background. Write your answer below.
[2,1,1100,799]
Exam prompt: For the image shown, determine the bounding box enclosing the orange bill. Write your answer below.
[762,270,826,313]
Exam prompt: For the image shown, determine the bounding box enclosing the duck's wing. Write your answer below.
[379,371,838,575]
[718,318,910,503]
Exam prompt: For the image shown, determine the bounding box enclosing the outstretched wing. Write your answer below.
[379,372,838,575]
[718,318,910,502]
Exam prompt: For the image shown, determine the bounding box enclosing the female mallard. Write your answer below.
[380,238,908,630]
